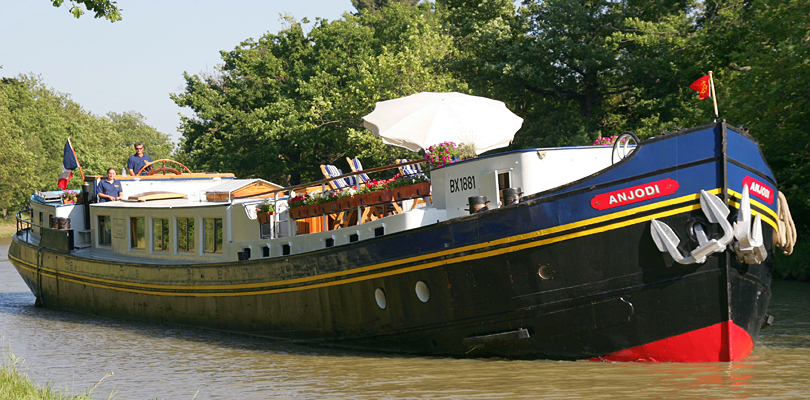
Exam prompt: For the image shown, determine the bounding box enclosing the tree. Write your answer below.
[440,0,716,148]
[174,3,464,186]
[352,0,419,15]
[597,0,810,229]
[107,111,174,161]
[0,83,37,215]
[714,0,810,230]
[0,74,172,211]
[50,0,122,22]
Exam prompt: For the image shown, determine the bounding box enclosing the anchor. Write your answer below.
[732,185,768,264]
[650,190,734,264]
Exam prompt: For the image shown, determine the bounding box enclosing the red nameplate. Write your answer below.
[591,179,679,210]
[742,176,774,204]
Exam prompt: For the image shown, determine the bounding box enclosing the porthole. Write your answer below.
[538,265,553,280]
[415,281,430,302]
[375,288,387,309]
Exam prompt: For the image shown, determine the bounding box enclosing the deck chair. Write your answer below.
[396,159,426,178]
[320,164,351,191]
[346,157,371,185]
[395,159,431,209]
[319,164,361,228]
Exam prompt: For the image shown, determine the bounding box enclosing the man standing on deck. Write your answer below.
[97,168,122,202]
[127,142,153,176]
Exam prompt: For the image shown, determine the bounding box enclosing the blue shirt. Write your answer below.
[127,154,153,176]
[97,179,121,202]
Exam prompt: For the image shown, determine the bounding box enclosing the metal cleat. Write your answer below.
[650,190,734,265]
[732,185,768,264]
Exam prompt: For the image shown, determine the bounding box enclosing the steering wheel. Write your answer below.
[611,131,639,164]
[137,159,192,176]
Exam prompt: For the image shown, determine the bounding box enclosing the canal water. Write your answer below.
[1,237,809,399]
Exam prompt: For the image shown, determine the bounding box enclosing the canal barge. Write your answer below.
[9,121,780,361]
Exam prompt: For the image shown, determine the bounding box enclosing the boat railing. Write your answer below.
[15,208,33,242]
[240,159,427,234]
[233,159,425,200]
[15,208,76,252]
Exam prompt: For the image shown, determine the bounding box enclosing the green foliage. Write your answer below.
[440,0,709,147]
[0,74,173,212]
[716,0,810,232]
[593,0,810,230]
[50,0,122,22]
[173,3,463,186]
[773,240,810,282]
[352,0,419,15]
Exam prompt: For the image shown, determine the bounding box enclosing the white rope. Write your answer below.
[775,191,797,255]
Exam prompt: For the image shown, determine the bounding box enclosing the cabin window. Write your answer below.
[130,217,145,249]
[203,217,223,253]
[153,218,170,252]
[177,217,195,253]
[98,215,111,246]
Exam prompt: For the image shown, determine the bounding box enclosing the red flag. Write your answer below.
[689,75,711,100]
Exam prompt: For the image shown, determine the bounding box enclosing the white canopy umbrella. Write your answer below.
[362,92,523,154]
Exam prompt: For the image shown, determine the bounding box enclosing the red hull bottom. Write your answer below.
[591,321,754,362]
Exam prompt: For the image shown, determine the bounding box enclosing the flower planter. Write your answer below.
[290,206,307,220]
[393,182,431,200]
[318,201,341,215]
[305,203,323,218]
[257,211,274,224]
[337,197,355,211]
[359,189,394,206]
[291,205,319,219]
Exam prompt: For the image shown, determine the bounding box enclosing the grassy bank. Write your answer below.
[0,218,17,239]
[773,239,810,282]
[1,343,113,400]
[0,366,107,400]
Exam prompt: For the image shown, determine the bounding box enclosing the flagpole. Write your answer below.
[68,137,85,181]
[709,70,719,121]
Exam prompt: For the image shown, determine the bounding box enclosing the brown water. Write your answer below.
[2,237,809,399]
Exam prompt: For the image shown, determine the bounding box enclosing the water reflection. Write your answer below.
[1,238,809,399]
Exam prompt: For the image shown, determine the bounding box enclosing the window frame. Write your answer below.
[203,217,223,254]
[152,217,170,252]
[130,216,146,250]
[177,216,195,253]
[97,215,112,246]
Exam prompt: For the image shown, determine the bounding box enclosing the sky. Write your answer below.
[1,0,354,144]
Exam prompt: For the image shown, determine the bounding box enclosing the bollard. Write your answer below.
[502,187,523,206]
[467,196,489,214]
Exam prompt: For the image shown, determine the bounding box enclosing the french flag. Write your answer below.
[57,139,79,190]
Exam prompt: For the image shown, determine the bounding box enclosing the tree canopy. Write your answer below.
[172,3,464,186]
[50,0,122,22]
[0,74,173,212]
